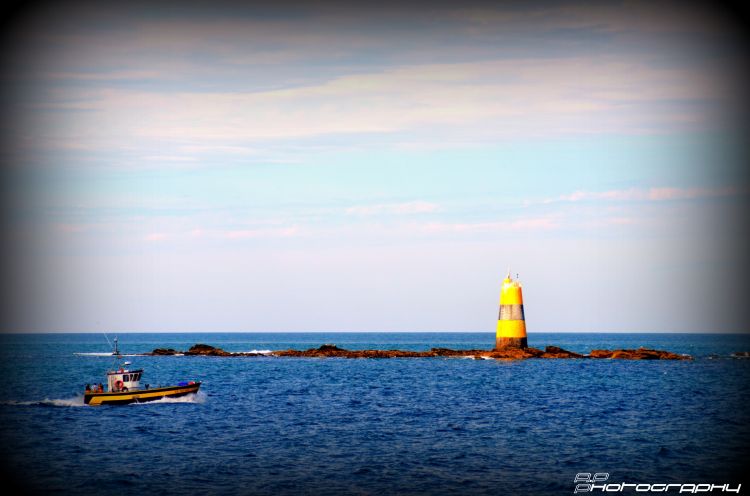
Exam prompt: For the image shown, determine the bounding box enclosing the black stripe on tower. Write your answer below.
[498,304,525,321]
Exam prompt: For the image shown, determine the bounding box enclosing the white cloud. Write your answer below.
[30,53,728,156]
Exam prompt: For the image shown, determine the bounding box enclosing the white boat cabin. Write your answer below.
[107,368,143,392]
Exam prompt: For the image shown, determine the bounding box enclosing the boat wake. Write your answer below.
[134,391,207,405]
[74,352,139,357]
[1,396,86,407]
[1,392,206,408]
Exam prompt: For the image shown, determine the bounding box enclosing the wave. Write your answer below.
[74,352,140,357]
[1,391,206,408]
[243,349,273,355]
[135,391,207,405]
[73,352,142,357]
[0,396,85,407]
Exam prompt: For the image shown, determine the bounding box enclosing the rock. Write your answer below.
[541,346,585,359]
[274,346,434,358]
[731,351,750,358]
[317,344,342,352]
[150,348,178,355]
[185,344,230,356]
[430,348,483,357]
[590,348,689,360]
[478,347,543,360]
[149,343,689,360]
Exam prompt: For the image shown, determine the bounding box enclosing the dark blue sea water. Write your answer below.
[1,332,749,495]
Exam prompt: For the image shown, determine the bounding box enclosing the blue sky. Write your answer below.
[2,1,748,332]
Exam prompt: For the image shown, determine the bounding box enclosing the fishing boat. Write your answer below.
[84,337,201,406]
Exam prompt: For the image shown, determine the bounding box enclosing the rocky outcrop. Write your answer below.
[588,347,689,360]
[150,348,179,355]
[148,344,690,360]
[428,348,484,357]
[275,344,435,358]
[541,346,585,359]
[184,344,231,356]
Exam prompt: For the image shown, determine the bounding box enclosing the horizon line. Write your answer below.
[1,330,748,335]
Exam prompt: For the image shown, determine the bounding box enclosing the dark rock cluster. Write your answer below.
[185,344,231,356]
[146,344,268,357]
[588,348,688,360]
[147,343,690,360]
[151,348,179,355]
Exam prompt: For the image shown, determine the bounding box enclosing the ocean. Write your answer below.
[0,332,748,495]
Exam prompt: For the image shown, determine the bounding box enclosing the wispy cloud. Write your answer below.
[547,186,744,204]
[144,232,168,242]
[26,52,729,158]
[46,70,165,81]
[451,2,725,36]
[421,217,559,233]
[55,223,86,234]
[225,226,300,239]
[11,0,737,165]
[346,201,439,216]
[141,155,198,163]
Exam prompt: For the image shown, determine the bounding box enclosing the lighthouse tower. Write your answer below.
[495,271,528,349]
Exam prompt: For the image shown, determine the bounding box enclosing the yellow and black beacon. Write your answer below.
[495,270,527,350]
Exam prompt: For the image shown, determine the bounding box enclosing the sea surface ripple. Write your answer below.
[0,332,748,495]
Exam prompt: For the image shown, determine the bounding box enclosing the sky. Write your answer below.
[1,0,748,333]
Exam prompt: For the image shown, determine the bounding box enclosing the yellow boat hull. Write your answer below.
[84,383,201,406]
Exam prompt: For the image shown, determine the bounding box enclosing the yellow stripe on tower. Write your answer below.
[495,272,528,349]
[496,320,527,338]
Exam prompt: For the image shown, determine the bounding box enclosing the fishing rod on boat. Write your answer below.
[102,331,113,352]
[106,335,125,375]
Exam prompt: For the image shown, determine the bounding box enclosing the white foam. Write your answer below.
[243,349,273,355]
[135,390,206,405]
[2,392,206,408]
[74,352,139,357]
[1,396,85,407]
